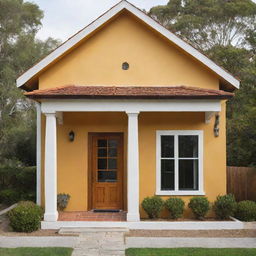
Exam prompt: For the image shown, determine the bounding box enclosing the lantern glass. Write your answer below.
[69,131,75,142]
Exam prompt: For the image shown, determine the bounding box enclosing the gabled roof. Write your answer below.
[17,0,240,90]
[25,85,234,100]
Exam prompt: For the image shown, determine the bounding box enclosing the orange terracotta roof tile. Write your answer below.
[25,85,234,100]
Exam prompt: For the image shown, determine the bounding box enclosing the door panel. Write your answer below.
[90,133,123,210]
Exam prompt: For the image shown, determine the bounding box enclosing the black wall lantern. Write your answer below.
[214,114,220,137]
[69,130,75,142]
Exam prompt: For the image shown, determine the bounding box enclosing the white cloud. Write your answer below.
[32,0,168,41]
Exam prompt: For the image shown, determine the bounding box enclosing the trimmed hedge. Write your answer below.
[0,165,36,205]
[188,197,210,220]
[213,194,237,220]
[141,196,164,219]
[0,189,20,205]
[165,198,185,219]
[235,200,256,222]
[8,201,43,232]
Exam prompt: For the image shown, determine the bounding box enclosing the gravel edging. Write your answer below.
[127,229,256,238]
[0,230,78,237]
[125,237,256,249]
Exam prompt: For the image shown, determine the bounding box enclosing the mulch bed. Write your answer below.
[141,218,233,222]
[127,229,256,238]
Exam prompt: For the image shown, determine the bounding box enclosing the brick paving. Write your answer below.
[58,211,127,222]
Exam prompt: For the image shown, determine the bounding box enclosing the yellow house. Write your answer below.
[17,1,239,228]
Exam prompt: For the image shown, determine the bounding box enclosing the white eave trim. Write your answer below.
[41,99,221,114]
[16,0,240,89]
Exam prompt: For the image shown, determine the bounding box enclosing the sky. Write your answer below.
[32,0,169,41]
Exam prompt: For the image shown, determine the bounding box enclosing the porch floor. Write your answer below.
[58,211,127,221]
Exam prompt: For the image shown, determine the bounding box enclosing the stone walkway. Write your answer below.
[71,229,127,256]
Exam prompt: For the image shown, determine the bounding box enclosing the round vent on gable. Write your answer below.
[122,62,129,70]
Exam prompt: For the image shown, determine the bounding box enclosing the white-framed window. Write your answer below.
[156,130,204,196]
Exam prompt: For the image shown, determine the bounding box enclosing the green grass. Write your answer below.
[126,248,256,256]
[0,247,73,256]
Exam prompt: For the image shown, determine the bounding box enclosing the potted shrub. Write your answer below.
[188,197,210,220]
[141,196,164,219]
[165,198,185,219]
[213,194,237,220]
[57,193,71,211]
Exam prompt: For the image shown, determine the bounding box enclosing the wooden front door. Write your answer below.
[89,133,123,210]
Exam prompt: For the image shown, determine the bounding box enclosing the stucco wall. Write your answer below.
[38,11,219,90]
[41,112,128,211]
[138,103,226,218]
[40,103,226,217]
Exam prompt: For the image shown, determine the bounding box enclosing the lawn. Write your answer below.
[126,248,256,256]
[0,247,73,256]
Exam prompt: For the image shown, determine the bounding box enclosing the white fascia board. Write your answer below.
[41,99,221,114]
[16,0,240,89]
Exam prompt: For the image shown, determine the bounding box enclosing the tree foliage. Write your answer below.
[150,0,256,167]
[149,0,256,50]
[0,0,60,167]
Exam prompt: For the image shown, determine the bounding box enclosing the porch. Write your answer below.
[34,88,227,224]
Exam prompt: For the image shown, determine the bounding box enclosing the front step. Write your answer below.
[70,227,128,256]
[59,227,129,235]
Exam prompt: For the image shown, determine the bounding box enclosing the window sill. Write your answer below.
[155,190,206,196]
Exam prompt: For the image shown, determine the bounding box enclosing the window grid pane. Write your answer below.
[161,136,174,158]
[178,135,198,158]
[178,159,199,190]
[161,159,175,190]
[96,138,119,182]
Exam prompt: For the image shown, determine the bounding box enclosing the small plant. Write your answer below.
[213,194,237,220]
[57,193,71,211]
[188,197,210,220]
[165,198,185,219]
[141,196,164,219]
[8,201,43,232]
[235,200,256,222]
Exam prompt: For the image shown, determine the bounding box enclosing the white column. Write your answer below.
[44,113,58,221]
[36,103,41,205]
[126,111,140,222]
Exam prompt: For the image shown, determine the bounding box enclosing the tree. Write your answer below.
[149,0,256,50]
[0,0,60,166]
